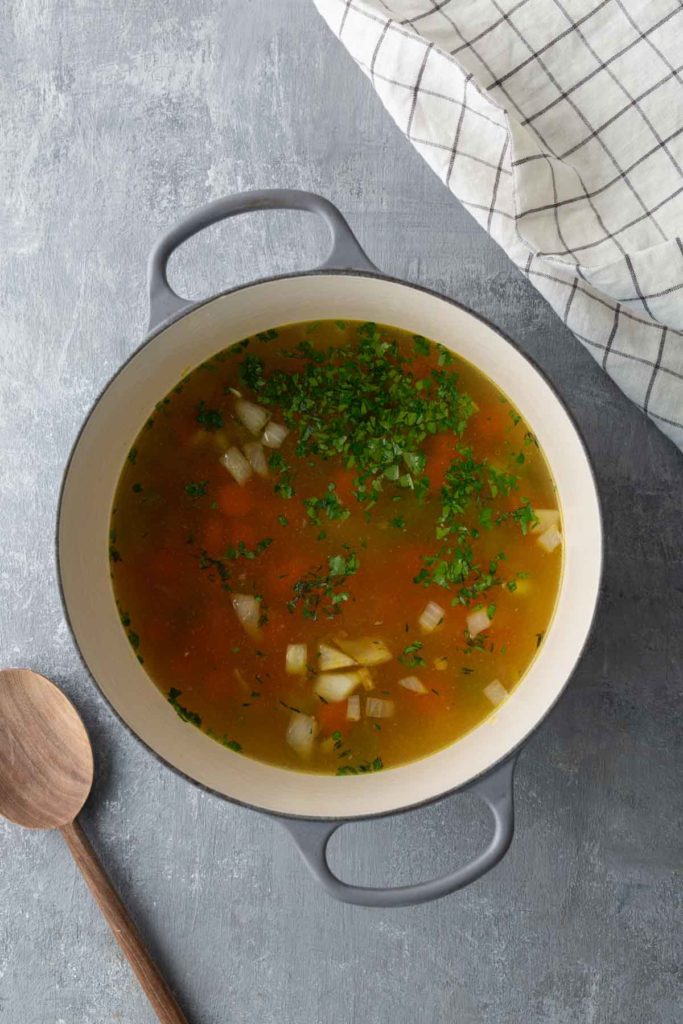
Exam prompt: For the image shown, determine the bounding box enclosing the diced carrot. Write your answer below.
[174,418,198,445]
[470,407,509,444]
[138,616,168,645]
[147,548,184,585]
[410,355,434,380]
[267,555,310,602]
[331,466,356,506]
[224,519,259,550]
[217,482,254,518]
[261,606,286,641]
[401,679,449,717]
[316,700,349,736]
[425,432,460,489]
[200,671,231,702]
[201,515,231,555]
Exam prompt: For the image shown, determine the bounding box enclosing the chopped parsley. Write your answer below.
[287,550,359,620]
[337,756,383,776]
[196,402,223,431]
[400,640,426,668]
[225,537,273,560]
[239,322,475,509]
[304,484,349,525]
[198,550,232,590]
[184,480,208,498]
[168,688,202,727]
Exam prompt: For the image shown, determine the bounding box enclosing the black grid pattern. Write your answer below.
[314,0,683,450]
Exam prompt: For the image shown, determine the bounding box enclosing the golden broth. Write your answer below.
[109,320,562,774]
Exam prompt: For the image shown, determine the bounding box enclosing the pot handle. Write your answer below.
[281,756,516,908]
[147,189,377,330]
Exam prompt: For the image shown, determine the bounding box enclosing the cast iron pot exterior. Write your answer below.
[58,191,602,906]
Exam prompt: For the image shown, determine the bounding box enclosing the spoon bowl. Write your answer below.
[0,668,93,829]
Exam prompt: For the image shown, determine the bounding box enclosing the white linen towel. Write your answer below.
[313,0,683,450]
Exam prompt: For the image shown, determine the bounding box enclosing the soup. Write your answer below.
[109,320,562,774]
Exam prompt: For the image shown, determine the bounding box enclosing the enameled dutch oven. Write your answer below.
[58,190,602,907]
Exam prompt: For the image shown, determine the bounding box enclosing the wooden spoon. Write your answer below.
[0,668,188,1024]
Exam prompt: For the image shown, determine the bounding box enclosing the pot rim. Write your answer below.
[56,267,603,823]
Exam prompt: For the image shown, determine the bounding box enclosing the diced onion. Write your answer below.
[235,398,270,436]
[262,421,289,449]
[232,593,260,635]
[346,694,361,721]
[537,525,562,552]
[243,441,269,478]
[285,643,307,675]
[220,446,252,486]
[286,713,318,758]
[466,608,491,638]
[365,697,395,719]
[484,679,508,706]
[418,601,445,634]
[314,671,364,702]
[334,636,392,666]
[530,508,560,533]
[433,656,448,671]
[318,642,357,671]
[399,675,428,694]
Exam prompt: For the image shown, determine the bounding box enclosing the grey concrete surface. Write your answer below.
[0,2,681,1023]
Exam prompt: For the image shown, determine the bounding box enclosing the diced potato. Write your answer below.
[346,695,361,721]
[419,601,445,634]
[365,697,395,718]
[314,671,365,702]
[530,508,560,533]
[399,676,428,693]
[318,642,357,671]
[235,398,269,436]
[334,636,392,666]
[358,668,375,691]
[537,525,562,552]
[285,643,307,675]
[466,608,491,638]
[286,713,318,758]
[484,680,508,706]
[221,447,252,486]
[243,441,269,478]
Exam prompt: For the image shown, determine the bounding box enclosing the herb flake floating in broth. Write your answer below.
[109,320,562,773]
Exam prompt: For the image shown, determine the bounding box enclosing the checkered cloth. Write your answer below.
[313,0,683,451]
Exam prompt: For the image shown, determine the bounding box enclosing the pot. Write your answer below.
[58,190,602,907]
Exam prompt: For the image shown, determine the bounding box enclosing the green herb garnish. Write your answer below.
[196,402,223,431]
[168,688,202,727]
[184,481,208,498]
[400,640,426,668]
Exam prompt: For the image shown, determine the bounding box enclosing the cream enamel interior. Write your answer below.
[58,275,602,818]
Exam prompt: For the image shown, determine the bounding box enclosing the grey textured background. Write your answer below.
[0,2,681,1023]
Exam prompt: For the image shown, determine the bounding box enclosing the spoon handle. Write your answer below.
[61,819,189,1024]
